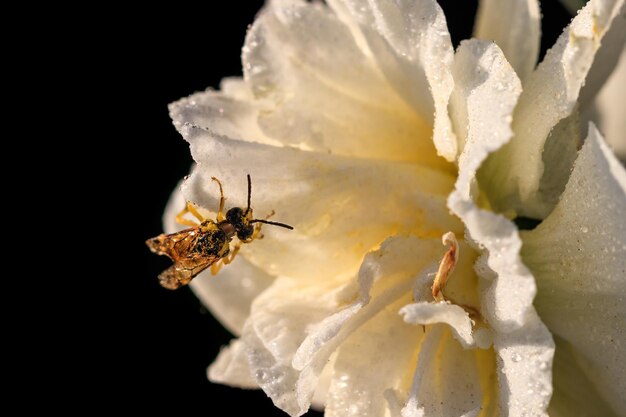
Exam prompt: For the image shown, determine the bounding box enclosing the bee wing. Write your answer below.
[147,222,225,289]
[146,227,201,260]
[158,256,218,290]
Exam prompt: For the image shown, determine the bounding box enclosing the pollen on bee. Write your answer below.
[431,231,459,303]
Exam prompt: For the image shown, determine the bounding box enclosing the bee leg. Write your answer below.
[210,244,240,275]
[211,177,226,222]
[176,202,204,227]
[254,223,265,240]
[222,243,241,265]
[210,260,223,275]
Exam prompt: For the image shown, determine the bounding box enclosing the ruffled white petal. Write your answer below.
[448,40,554,416]
[243,236,444,416]
[310,358,334,411]
[449,39,527,328]
[578,3,626,108]
[179,125,461,282]
[325,296,421,417]
[209,339,257,388]
[168,84,280,148]
[400,302,474,348]
[521,124,626,415]
[241,0,447,170]
[482,0,624,218]
[327,0,458,161]
[400,325,484,417]
[474,0,541,84]
[242,278,340,416]
[163,186,274,335]
[219,77,253,101]
[493,313,554,417]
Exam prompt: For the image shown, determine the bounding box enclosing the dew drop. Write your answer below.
[511,353,522,363]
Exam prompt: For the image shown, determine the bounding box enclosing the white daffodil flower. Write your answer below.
[160,0,625,416]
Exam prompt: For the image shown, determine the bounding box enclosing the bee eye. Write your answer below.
[237,226,254,241]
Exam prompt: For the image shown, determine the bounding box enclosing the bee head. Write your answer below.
[223,175,293,242]
[226,206,254,241]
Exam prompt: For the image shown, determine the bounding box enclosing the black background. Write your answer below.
[119,1,570,414]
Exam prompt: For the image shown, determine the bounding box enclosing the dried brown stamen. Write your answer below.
[431,232,458,302]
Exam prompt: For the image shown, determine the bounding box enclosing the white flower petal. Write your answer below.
[401,325,485,417]
[291,236,443,370]
[242,0,447,169]
[400,302,474,348]
[163,186,274,335]
[180,126,461,281]
[474,0,541,83]
[189,257,275,336]
[219,77,253,101]
[493,312,554,417]
[325,296,421,417]
[549,337,620,417]
[168,86,280,147]
[448,39,521,161]
[448,39,555,416]
[310,358,334,411]
[242,278,340,416]
[482,0,624,217]
[521,124,626,415]
[327,0,458,161]
[208,339,257,388]
[243,236,444,416]
[578,3,626,108]
[449,39,529,329]
[244,0,388,103]
[590,43,626,159]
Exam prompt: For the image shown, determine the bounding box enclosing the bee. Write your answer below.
[146,175,293,290]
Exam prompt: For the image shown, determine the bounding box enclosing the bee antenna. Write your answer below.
[245,174,252,216]
[250,219,294,230]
